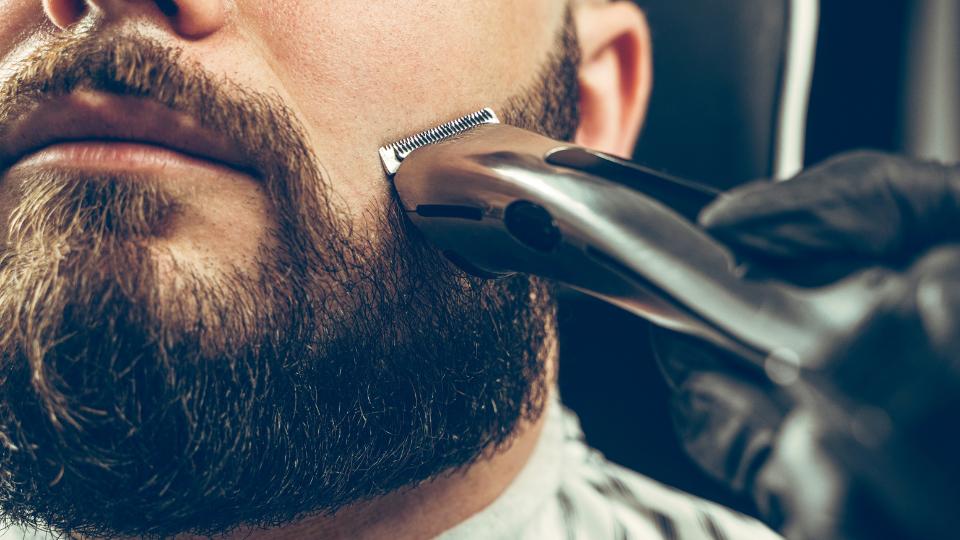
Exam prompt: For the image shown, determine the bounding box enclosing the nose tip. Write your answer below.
[41,0,227,39]
[42,0,87,29]
[157,0,227,38]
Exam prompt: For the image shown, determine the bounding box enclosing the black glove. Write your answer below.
[776,244,960,540]
[702,150,960,284]
[654,151,960,539]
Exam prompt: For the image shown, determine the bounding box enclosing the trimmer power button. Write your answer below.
[504,201,562,253]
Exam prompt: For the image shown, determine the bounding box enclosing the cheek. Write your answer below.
[0,6,55,85]
[239,0,562,220]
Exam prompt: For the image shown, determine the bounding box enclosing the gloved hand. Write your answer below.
[702,150,960,285]
[654,151,960,539]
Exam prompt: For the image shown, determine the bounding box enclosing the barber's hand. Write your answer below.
[654,151,960,538]
[756,245,960,540]
[701,150,960,284]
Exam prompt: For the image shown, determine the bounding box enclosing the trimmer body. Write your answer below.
[379,111,958,536]
[382,113,889,370]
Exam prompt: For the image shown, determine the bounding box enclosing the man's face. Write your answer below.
[0,1,580,537]
[0,0,572,283]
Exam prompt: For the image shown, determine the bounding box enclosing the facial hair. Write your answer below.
[0,17,581,540]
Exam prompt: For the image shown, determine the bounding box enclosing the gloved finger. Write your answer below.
[700,151,960,263]
[649,325,761,390]
[758,411,917,540]
[650,326,793,493]
[815,244,960,408]
[671,371,790,493]
[899,244,960,368]
[755,410,847,540]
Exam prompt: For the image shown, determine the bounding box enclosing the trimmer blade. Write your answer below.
[379,108,500,176]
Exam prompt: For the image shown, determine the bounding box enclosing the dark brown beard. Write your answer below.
[0,15,580,540]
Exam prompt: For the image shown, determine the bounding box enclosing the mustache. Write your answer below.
[0,28,344,260]
[0,29,293,177]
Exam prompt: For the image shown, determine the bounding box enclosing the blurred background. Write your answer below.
[558,0,959,515]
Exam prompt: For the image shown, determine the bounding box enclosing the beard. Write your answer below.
[0,15,581,540]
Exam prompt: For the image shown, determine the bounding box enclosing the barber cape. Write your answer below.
[439,399,782,540]
[0,400,782,540]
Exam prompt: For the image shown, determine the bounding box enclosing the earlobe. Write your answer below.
[574,2,652,158]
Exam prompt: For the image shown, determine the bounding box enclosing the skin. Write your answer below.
[0,1,651,538]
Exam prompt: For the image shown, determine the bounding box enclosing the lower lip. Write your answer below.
[12,141,239,175]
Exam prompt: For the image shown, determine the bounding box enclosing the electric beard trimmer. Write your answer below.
[380,109,890,372]
[380,110,960,537]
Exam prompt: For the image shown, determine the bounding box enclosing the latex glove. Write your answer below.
[757,245,960,540]
[654,151,960,538]
[701,150,960,284]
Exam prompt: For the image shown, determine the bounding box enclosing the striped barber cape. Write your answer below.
[439,399,782,540]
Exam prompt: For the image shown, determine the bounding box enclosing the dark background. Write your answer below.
[805,1,910,165]
[558,0,912,515]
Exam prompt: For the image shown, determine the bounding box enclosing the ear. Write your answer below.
[574,1,652,158]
